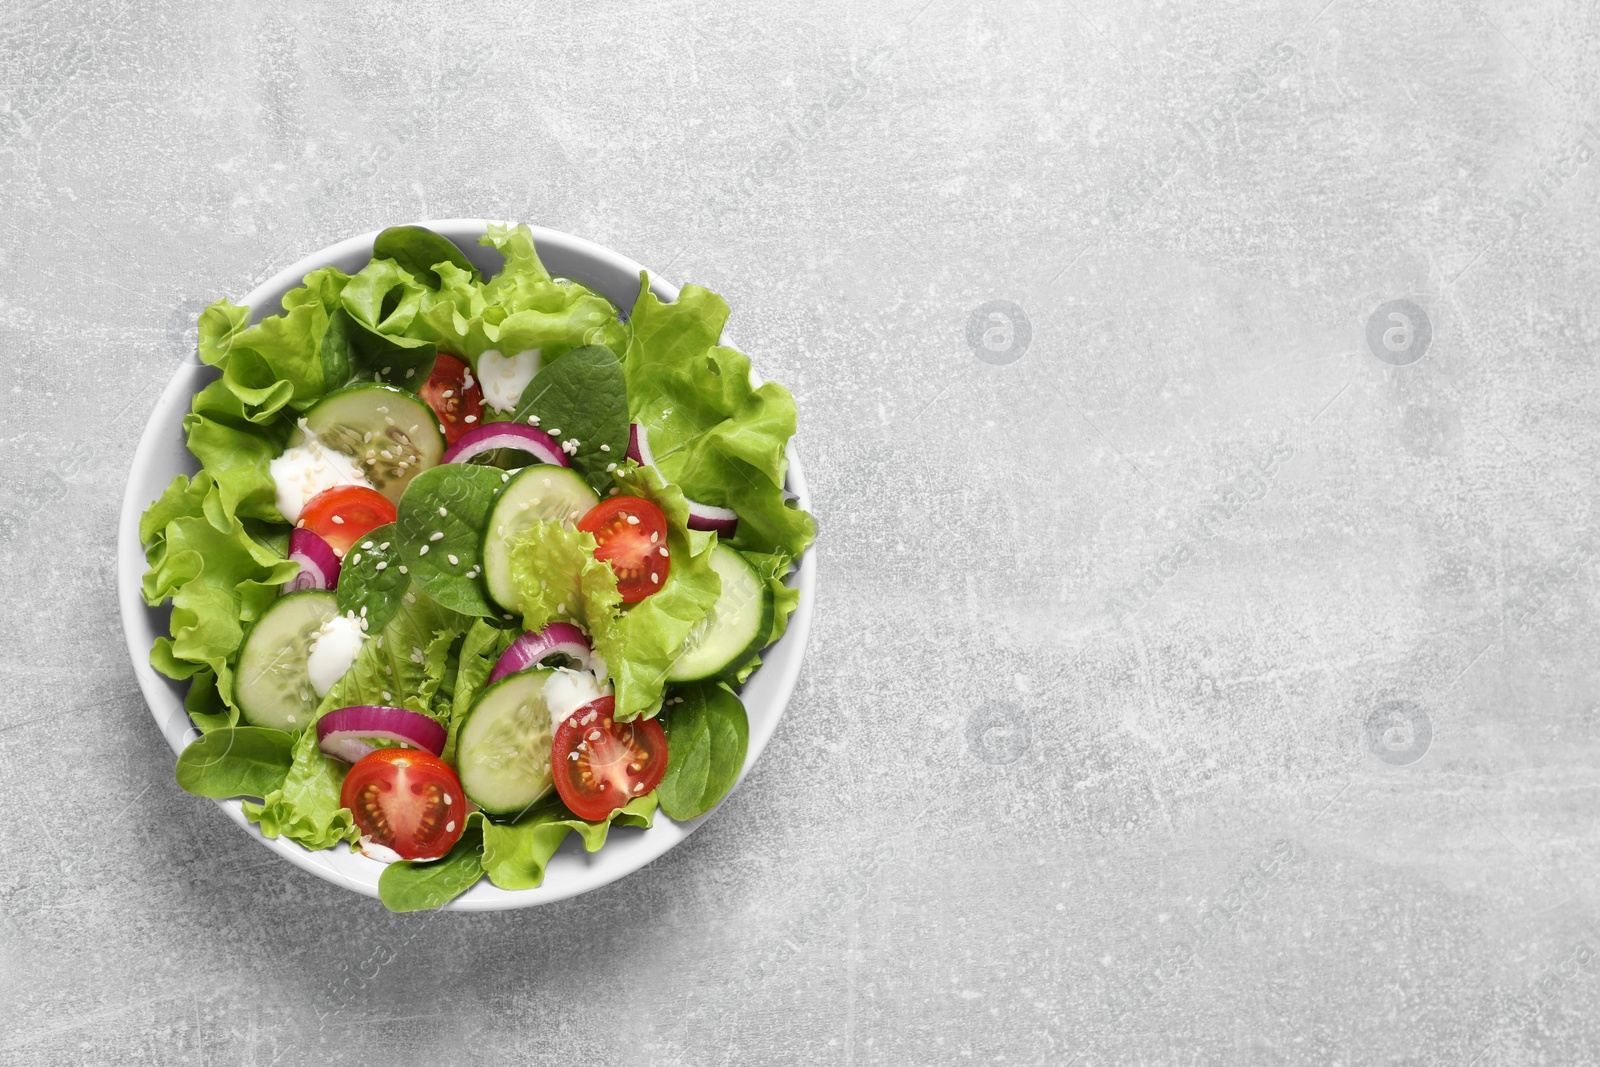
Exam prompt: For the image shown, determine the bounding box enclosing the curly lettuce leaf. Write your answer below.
[240,725,359,851]
[443,619,517,763]
[141,473,298,725]
[183,379,291,523]
[622,281,815,560]
[596,465,722,719]
[506,521,622,638]
[477,793,657,891]
[314,590,469,721]
[505,465,721,720]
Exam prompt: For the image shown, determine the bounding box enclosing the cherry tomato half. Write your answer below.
[297,484,397,557]
[417,353,485,447]
[339,749,467,861]
[550,696,668,821]
[577,496,670,603]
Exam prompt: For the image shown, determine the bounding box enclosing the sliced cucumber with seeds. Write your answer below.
[294,384,445,504]
[234,591,340,731]
[666,543,774,683]
[480,465,599,611]
[455,669,559,814]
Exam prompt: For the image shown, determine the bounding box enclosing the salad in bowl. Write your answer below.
[135,223,815,910]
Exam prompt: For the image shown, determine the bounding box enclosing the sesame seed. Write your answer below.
[362,541,375,550]
[375,561,388,571]
[633,782,644,792]
[380,450,393,459]
[464,415,477,423]
[419,545,429,555]
[445,820,456,833]
[438,506,448,517]
[650,572,658,583]
[659,547,668,557]
[379,542,390,551]
[442,390,454,399]
[381,366,391,375]
[330,515,345,524]
[549,429,561,436]
[527,414,540,425]
[443,794,452,804]
[350,553,362,565]
[360,605,368,617]
[599,444,610,452]
[556,602,566,614]
[398,565,408,574]
[626,515,640,525]
[382,691,392,701]
[501,473,510,482]
[448,553,459,565]
[429,531,444,541]
[650,532,658,543]
[605,463,617,472]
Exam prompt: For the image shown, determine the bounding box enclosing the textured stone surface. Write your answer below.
[3,0,1599,1063]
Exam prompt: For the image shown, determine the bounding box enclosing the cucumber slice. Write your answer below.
[666,543,774,683]
[234,591,340,731]
[455,669,559,814]
[480,465,600,611]
[294,384,445,504]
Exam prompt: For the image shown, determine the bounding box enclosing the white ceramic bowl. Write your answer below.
[117,220,814,910]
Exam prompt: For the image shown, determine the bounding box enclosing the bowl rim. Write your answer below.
[117,219,815,911]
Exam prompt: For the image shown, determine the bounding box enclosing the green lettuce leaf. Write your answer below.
[443,619,517,763]
[141,473,298,722]
[241,726,359,850]
[314,590,469,720]
[506,521,622,638]
[622,282,815,560]
[477,793,657,891]
[505,464,721,721]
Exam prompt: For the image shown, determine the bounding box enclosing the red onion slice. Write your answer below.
[684,500,739,535]
[287,527,341,591]
[488,622,598,685]
[625,423,739,537]
[316,705,448,764]
[441,422,570,467]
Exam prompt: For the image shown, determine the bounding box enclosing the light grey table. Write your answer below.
[3,1,1597,1064]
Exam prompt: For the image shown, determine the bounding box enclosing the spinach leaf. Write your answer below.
[377,821,486,911]
[373,225,481,290]
[174,726,295,799]
[320,308,437,392]
[336,522,409,632]
[510,345,630,493]
[656,683,749,820]
[395,464,506,618]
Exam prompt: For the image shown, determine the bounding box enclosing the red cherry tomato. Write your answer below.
[297,485,397,557]
[417,353,484,447]
[577,496,670,603]
[550,696,668,821]
[339,749,468,861]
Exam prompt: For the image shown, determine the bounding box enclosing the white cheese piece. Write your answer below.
[269,420,375,522]
[477,348,541,412]
[305,613,366,698]
[543,667,611,731]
